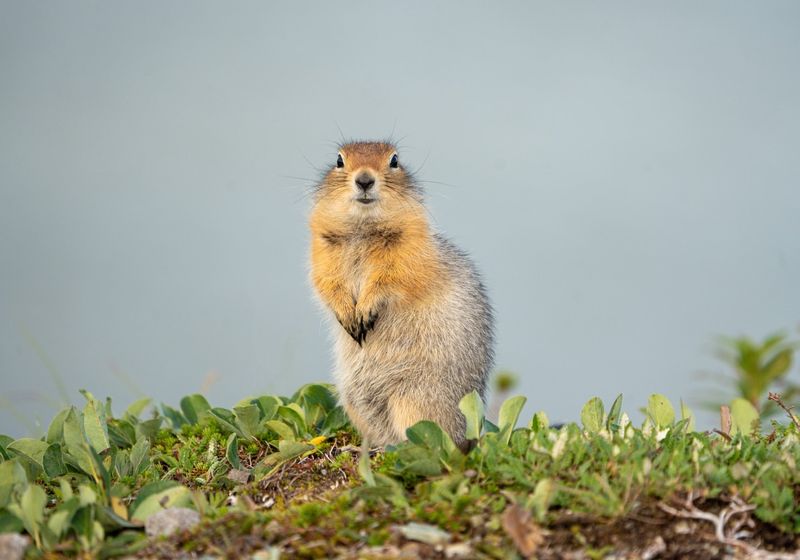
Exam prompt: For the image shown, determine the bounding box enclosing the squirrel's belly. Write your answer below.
[332,286,491,446]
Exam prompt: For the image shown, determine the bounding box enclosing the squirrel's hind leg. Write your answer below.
[387,393,466,449]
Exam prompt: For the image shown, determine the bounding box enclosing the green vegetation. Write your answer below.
[709,331,800,417]
[1,379,799,558]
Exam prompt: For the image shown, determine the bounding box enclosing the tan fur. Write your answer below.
[309,141,494,449]
[343,402,370,437]
[387,393,429,441]
[309,143,445,325]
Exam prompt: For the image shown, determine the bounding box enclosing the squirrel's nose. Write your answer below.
[355,173,376,192]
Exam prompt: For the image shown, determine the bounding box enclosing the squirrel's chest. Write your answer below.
[339,244,375,298]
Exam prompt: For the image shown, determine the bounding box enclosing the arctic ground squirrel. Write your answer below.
[309,141,494,449]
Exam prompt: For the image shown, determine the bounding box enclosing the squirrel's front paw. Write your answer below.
[338,306,380,347]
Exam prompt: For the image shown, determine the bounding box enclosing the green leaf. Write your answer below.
[292,384,337,413]
[680,400,696,433]
[762,349,792,381]
[606,394,623,432]
[107,418,137,448]
[47,496,80,538]
[129,481,192,522]
[59,478,73,501]
[59,407,103,478]
[135,418,162,442]
[96,501,138,530]
[129,438,150,477]
[257,441,315,477]
[45,408,70,444]
[71,506,104,548]
[321,406,349,434]
[226,433,241,469]
[482,418,500,433]
[233,404,261,439]
[160,404,187,430]
[0,436,11,461]
[79,389,98,405]
[7,438,49,471]
[62,407,86,453]
[43,443,67,478]
[581,397,604,433]
[208,408,245,437]
[114,449,132,478]
[395,445,442,477]
[529,411,549,432]
[0,509,24,533]
[760,332,788,354]
[11,483,47,547]
[647,394,675,429]
[278,404,307,435]
[264,420,296,441]
[498,396,527,445]
[458,391,484,441]
[251,396,281,421]
[83,399,110,453]
[78,483,98,506]
[730,398,760,435]
[292,384,337,429]
[406,421,456,458]
[276,440,314,461]
[104,396,114,419]
[358,443,375,487]
[0,459,29,508]
[124,398,152,419]
[527,478,556,521]
[180,394,211,425]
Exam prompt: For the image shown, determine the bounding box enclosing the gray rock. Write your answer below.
[144,507,201,537]
[250,549,281,560]
[397,522,451,546]
[0,534,30,560]
[444,542,473,558]
[226,468,251,485]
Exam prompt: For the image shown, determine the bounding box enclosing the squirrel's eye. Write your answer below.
[336,154,344,168]
[389,154,398,168]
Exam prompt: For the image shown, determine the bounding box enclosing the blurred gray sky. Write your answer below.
[1,2,799,436]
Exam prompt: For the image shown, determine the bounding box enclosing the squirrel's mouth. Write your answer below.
[356,197,376,205]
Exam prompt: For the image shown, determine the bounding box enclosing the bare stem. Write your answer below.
[768,392,800,431]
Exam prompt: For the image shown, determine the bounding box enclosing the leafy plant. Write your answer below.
[1,381,800,558]
[710,332,800,416]
[0,383,352,555]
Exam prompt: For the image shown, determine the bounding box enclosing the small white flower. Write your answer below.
[551,430,568,459]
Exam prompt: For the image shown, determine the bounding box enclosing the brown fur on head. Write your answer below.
[313,141,424,229]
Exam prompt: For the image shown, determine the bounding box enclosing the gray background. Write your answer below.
[2,2,799,436]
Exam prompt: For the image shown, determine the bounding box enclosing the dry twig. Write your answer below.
[658,492,754,548]
[768,392,800,431]
[657,493,800,559]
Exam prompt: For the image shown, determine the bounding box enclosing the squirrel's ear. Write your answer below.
[336,153,344,168]
[389,153,398,168]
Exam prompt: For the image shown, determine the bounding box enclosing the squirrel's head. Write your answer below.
[314,141,422,221]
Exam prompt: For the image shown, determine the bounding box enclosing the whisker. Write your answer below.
[334,122,347,145]
[416,179,458,188]
[282,174,319,185]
